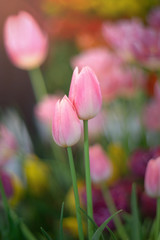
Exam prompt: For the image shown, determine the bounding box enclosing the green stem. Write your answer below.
[83,120,93,240]
[28,68,47,102]
[0,176,9,215]
[67,147,84,240]
[156,198,160,240]
[101,183,128,240]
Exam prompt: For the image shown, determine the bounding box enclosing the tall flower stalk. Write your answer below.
[69,66,102,239]
[29,68,47,101]
[83,120,93,239]
[67,147,84,240]
[52,96,84,240]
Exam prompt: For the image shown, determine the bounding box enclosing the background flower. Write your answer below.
[71,48,145,101]
[4,11,48,70]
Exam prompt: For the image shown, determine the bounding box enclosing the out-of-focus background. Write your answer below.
[0,0,158,132]
[1,0,160,239]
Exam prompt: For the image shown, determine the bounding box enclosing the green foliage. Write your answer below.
[0,178,37,240]
[80,207,105,240]
[40,227,53,240]
[130,183,142,240]
[92,210,122,240]
[59,202,64,240]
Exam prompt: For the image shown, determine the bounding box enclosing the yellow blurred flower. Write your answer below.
[9,174,24,206]
[95,0,142,18]
[43,0,97,12]
[107,143,127,185]
[63,217,86,238]
[65,180,85,215]
[24,155,49,195]
[42,0,158,18]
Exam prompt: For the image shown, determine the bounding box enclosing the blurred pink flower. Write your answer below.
[71,48,121,77]
[52,95,81,147]
[0,125,18,167]
[101,66,144,100]
[144,101,160,130]
[102,19,144,61]
[89,144,112,183]
[69,66,102,120]
[4,11,48,70]
[147,7,160,29]
[145,157,160,198]
[34,94,60,126]
[132,28,160,70]
[88,111,106,139]
[143,83,160,130]
[71,48,144,101]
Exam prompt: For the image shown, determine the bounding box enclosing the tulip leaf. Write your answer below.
[80,207,105,240]
[105,225,118,240]
[0,177,38,240]
[92,210,122,240]
[59,202,64,240]
[40,227,53,240]
[9,210,37,240]
[80,207,98,229]
[131,183,142,240]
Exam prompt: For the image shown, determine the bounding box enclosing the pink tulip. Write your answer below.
[69,66,102,120]
[132,28,160,70]
[4,11,48,70]
[52,95,81,147]
[71,48,144,102]
[89,144,112,183]
[34,94,61,126]
[102,19,144,61]
[145,157,160,198]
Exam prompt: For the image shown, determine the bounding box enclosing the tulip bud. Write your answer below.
[52,95,81,147]
[89,144,112,183]
[69,66,102,120]
[4,11,48,70]
[145,157,160,198]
